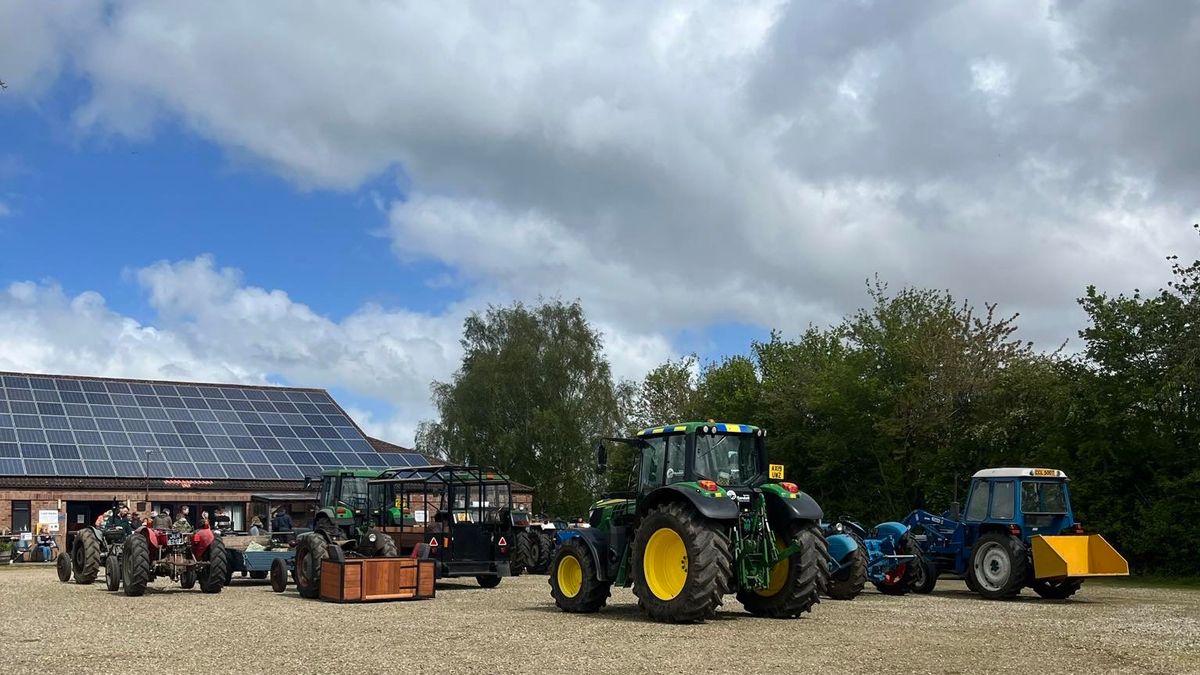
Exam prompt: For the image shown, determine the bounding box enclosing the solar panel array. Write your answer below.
[0,374,429,480]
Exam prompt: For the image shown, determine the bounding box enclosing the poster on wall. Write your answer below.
[38,510,60,532]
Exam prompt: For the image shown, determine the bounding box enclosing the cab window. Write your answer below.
[639,436,667,491]
[964,482,989,521]
[990,481,1015,520]
[665,435,687,484]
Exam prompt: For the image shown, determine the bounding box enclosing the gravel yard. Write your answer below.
[2,565,1196,674]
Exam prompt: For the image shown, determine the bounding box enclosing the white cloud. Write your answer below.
[0,201,10,218]
[0,257,676,445]
[3,2,1199,387]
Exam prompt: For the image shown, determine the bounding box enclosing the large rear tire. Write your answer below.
[56,550,73,582]
[1031,578,1082,599]
[513,530,534,575]
[549,537,611,613]
[969,533,1028,599]
[72,529,101,584]
[529,531,553,574]
[632,501,732,623]
[294,533,331,599]
[825,532,868,600]
[199,538,228,593]
[122,534,151,597]
[739,523,826,617]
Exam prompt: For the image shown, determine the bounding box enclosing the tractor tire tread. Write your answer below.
[632,501,732,623]
[826,530,868,600]
[969,532,1029,599]
[549,537,611,613]
[199,537,227,593]
[738,523,825,617]
[122,534,151,597]
[72,528,102,585]
[294,533,329,599]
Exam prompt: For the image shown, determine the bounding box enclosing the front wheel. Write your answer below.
[632,502,732,623]
[549,538,611,613]
[738,523,827,617]
[825,532,867,600]
[907,533,937,594]
[1031,578,1082,599]
[476,575,501,588]
[105,554,121,592]
[969,533,1029,599]
[294,533,331,599]
[56,550,73,582]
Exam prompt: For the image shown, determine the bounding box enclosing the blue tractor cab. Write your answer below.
[902,468,1128,599]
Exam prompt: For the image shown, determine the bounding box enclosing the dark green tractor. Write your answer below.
[293,469,398,598]
[549,422,829,623]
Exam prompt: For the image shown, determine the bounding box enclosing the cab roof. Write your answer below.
[321,468,385,478]
[972,467,1068,479]
[637,421,761,437]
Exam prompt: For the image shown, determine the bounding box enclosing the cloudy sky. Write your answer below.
[1,1,1197,445]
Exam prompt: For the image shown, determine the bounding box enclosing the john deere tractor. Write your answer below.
[550,422,829,623]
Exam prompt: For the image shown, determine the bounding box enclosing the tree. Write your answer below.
[420,300,622,516]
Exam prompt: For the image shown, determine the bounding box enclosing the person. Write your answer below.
[248,516,263,537]
[172,512,193,533]
[179,505,191,528]
[105,505,133,535]
[35,526,55,562]
[200,511,210,529]
[153,507,172,529]
[272,506,293,533]
[212,507,232,532]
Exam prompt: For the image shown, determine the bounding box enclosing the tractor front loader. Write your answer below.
[549,422,829,624]
[903,468,1129,599]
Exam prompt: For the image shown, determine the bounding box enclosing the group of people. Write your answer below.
[96,504,237,534]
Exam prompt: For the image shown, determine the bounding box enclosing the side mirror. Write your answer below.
[950,501,961,521]
[303,477,312,490]
[594,441,607,475]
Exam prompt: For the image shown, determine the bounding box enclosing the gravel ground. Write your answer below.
[2,565,1197,674]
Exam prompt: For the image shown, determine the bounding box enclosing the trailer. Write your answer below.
[223,492,316,582]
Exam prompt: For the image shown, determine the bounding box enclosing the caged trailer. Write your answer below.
[902,468,1129,599]
[551,422,829,624]
[822,518,934,600]
[282,465,519,598]
[367,464,518,587]
[223,492,316,583]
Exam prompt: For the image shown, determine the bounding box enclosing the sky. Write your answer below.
[2,1,1198,447]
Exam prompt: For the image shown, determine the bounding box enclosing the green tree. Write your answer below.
[420,300,622,516]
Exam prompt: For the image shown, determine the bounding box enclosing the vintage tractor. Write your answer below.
[550,422,829,623]
[57,509,129,587]
[822,518,933,599]
[902,468,1129,599]
[119,525,228,596]
[509,511,556,575]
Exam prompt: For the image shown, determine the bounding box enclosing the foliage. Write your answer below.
[418,300,622,516]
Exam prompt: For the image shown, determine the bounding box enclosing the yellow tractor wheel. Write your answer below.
[631,502,731,623]
[549,537,611,613]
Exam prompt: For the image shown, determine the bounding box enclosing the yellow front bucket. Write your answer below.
[1031,535,1130,579]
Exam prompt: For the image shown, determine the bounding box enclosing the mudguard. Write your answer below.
[826,532,859,563]
[763,490,823,529]
[873,521,909,542]
[639,484,740,521]
[558,527,611,581]
[191,528,216,560]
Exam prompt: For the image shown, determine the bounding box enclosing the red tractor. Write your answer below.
[119,526,228,596]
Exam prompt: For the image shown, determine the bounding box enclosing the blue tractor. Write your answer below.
[823,518,933,599]
[901,468,1129,599]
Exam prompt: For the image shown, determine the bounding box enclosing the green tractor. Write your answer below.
[293,469,398,598]
[550,422,829,623]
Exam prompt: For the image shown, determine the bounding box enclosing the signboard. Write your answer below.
[769,464,785,480]
[38,510,60,533]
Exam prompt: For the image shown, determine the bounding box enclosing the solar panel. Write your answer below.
[0,374,429,480]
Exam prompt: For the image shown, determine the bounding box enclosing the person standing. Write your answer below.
[153,507,172,529]
[271,506,293,533]
[173,511,193,533]
[212,507,232,533]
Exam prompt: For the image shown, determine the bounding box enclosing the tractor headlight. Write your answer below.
[701,426,709,434]
[834,522,844,533]
[368,533,377,543]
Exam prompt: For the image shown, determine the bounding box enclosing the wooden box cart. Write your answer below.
[319,557,436,603]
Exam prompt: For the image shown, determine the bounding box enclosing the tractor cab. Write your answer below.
[961,468,1076,539]
[308,469,381,539]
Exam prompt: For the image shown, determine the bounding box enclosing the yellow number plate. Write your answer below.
[1032,468,1057,476]
[769,464,785,480]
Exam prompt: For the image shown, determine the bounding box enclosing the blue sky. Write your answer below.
[2,3,1194,444]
